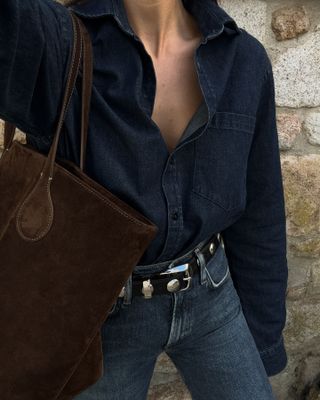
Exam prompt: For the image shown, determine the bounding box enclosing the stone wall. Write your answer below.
[1,1,319,399]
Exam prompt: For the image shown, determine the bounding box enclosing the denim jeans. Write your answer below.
[74,240,275,400]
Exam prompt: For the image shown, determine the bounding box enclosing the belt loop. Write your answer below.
[194,247,207,285]
[123,273,133,305]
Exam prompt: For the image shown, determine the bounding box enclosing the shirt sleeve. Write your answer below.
[0,0,73,141]
[220,66,289,377]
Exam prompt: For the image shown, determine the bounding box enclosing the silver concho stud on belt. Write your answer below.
[167,278,180,292]
[141,279,154,299]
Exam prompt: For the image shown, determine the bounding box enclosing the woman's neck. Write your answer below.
[122,0,201,58]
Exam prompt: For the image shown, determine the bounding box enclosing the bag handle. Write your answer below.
[3,11,93,173]
[5,12,94,241]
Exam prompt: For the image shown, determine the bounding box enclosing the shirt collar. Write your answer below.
[69,0,241,41]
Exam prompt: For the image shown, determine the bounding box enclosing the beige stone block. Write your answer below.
[290,237,320,258]
[303,112,320,146]
[281,154,320,237]
[273,30,320,108]
[305,262,320,300]
[271,5,310,41]
[285,302,320,350]
[286,285,307,301]
[277,112,301,150]
[219,0,267,44]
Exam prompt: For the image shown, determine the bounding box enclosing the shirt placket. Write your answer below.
[106,2,222,262]
[159,155,184,261]
[153,46,216,262]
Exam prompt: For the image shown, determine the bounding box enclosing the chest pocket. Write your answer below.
[192,111,256,213]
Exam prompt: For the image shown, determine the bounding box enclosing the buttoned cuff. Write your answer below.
[259,334,288,377]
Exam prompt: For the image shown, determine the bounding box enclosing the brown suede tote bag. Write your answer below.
[0,12,158,400]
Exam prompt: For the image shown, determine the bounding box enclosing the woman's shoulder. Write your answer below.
[234,28,273,77]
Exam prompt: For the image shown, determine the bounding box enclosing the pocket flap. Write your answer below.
[212,111,256,134]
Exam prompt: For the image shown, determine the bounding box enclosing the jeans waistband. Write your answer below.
[133,232,221,276]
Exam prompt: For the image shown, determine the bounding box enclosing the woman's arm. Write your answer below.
[220,65,288,377]
[0,0,73,140]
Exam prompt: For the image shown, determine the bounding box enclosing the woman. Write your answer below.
[0,0,288,398]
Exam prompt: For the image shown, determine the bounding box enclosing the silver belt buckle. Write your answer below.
[159,262,192,293]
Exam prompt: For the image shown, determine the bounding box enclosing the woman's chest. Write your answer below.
[149,50,205,154]
[72,28,261,215]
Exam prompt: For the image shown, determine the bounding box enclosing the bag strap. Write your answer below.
[78,13,93,171]
[3,10,93,173]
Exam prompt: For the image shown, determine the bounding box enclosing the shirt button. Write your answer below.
[171,211,179,220]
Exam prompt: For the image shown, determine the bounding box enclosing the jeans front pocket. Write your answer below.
[192,111,255,213]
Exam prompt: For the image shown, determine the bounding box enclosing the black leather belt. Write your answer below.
[120,233,222,299]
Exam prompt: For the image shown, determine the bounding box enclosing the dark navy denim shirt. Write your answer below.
[0,0,288,377]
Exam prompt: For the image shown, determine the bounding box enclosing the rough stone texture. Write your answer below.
[265,151,320,399]
[271,5,310,41]
[306,263,320,301]
[1,1,320,400]
[148,378,191,399]
[281,154,320,238]
[307,389,320,400]
[285,300,320,350]
[279,255,320,399]
[272,29,320,108]
[147,353,191,399]
[290,237,320,259]
[288,349,320,400]
[304,112,320,146]
[277,112,302,150]
[220,0,268,44]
